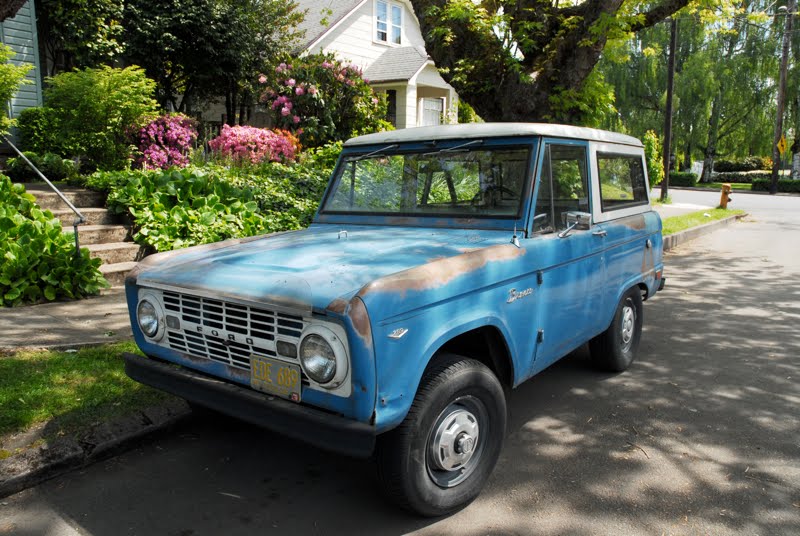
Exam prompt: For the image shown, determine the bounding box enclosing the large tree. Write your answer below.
[409,0,695,123]
[124,0,301,124]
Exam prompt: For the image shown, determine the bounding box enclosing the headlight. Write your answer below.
[136,294,164,340]
[299,334,336,383]
[298,325,348,388]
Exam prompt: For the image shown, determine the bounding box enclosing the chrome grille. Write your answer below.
[161,290,305,371]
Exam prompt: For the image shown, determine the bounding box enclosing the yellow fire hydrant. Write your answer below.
[719,183,732,209]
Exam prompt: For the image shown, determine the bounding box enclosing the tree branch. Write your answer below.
[629,0,692,33]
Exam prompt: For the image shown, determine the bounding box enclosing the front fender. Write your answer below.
[370,306,518,433]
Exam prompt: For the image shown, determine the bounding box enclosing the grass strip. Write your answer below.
[0,341,173,441]
[692,182,753,191]
[662,208,744,236]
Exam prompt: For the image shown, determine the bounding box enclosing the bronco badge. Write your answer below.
[507,287,534,303]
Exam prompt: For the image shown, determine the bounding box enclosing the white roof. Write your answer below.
[345,123,643,147]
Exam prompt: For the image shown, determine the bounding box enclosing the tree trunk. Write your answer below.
[701,91,722,183]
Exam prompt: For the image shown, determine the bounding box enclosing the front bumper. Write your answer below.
[123,353,376,458]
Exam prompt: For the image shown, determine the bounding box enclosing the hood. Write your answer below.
[134,224,510,312]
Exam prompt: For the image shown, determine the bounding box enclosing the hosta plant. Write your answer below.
[0,175,108,307]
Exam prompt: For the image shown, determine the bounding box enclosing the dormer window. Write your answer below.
[376,1,402,45]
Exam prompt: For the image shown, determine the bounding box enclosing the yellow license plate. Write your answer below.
[250,355,301,402]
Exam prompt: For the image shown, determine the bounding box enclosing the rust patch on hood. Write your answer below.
[359,244,525,297]
[326,298,349,315]
[347,297,372,344]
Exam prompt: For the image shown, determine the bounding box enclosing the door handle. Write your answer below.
[592,229,607,237]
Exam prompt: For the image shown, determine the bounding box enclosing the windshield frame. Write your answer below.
[315,136,539,231]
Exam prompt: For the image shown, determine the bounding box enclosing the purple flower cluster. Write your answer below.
[134,114,198,170]
[207,125,299,164]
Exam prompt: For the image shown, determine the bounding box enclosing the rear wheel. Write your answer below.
[376,355,506,517]
[590,288,643,372]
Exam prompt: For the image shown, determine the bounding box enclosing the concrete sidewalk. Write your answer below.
[0,289,131,352]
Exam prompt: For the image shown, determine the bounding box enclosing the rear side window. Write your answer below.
[597,153,648,212]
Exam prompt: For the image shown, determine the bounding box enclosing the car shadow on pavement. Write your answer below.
[12,244,800,536]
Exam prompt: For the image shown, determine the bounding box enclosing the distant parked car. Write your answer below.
[123,123,665,516]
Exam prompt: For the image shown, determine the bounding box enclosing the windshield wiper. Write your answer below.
[423,139,484,156]
[348,144,399,161]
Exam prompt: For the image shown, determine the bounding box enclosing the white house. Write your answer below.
[295,0,458,129]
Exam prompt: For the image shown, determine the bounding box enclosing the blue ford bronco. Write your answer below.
[124,123,665,516]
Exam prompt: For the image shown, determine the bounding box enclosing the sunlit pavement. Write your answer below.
[1,190,799,536]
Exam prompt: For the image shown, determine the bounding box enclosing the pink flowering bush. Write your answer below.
[260,53,390,147]
[207,125,299,164]
[133,114,198,170]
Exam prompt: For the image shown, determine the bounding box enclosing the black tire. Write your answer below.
[590,287,643,372]
[376,355,506,517]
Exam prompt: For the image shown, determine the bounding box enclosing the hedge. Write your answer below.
[669,171,698,187]
[751,179,800,193]
[713,171,771,184]
[715,157,772,172]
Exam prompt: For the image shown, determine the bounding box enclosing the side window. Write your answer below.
[597,153,648,211]
[533,144,589,233]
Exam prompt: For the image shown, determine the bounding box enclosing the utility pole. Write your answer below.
[770,0,795,195]
[661,17,678,202]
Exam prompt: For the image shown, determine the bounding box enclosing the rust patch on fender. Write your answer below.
[326,298,349,315]
[359,244,525,296]
[347,297,372,344]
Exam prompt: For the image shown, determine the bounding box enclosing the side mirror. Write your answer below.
[559,211,592,238]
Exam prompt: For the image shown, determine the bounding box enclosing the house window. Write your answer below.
[421,98,444,126]
[376,1,402,45]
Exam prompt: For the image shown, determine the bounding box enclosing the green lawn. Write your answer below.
[0,341,173,445]
[662,208,745,236]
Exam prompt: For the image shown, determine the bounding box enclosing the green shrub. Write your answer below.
[751,179,800,193]
[669,171,698,187]
[16,107,60,154]
[0,175,108,306]
[5,152,78,183]
[105,167,272,251]
[643,130,664,186]
[713,171,771,184]
[99,143,340,252]
[457,100,482,124]
[715,157,772,172]
[39,66,159,171]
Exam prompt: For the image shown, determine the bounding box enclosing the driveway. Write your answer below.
[1,191,799,535]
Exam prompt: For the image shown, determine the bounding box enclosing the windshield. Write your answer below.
[321,145,532,219]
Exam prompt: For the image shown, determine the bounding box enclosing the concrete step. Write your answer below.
[86,242,144,264]
[27,188,107,210]
[100,261,137,288]
[52,207,115,226]
[65,224,131,245]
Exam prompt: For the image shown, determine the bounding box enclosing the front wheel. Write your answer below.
[590,287,643,372]
[376,355,506,517]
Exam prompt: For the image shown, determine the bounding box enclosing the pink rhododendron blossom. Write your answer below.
[295,87,305,95]
[286,78,296,87]
[258,74,267,84]
[372,98,379,105]
[133,114,198,170]
[207,125,298,164]
[293,115,301,124]
[308,86,318,95]
[281,107,290,116]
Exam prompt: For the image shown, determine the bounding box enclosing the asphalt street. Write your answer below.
[1,189,799,535]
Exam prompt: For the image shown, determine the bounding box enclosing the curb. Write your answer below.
[0,399,190,498]
[663,213,747,252]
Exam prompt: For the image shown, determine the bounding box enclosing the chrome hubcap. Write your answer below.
[427,399,485,488]
[621,304,635,351]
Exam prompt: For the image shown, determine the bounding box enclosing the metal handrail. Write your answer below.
[3,135,86,258]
